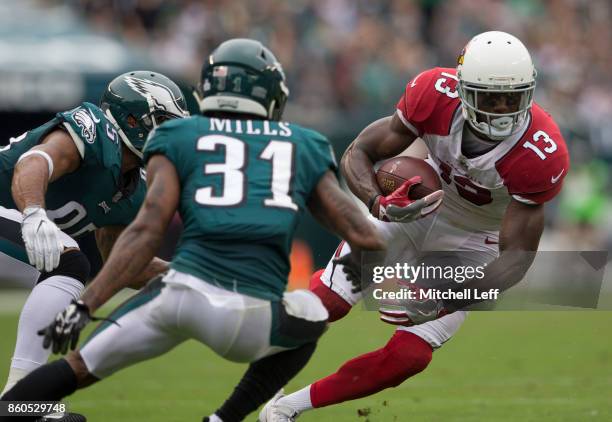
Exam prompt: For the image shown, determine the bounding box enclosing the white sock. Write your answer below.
[207,414,223,422]
[278,385,313,413]
[2,275,83,394]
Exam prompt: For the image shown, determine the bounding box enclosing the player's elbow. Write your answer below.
[340,142,371,178]
[339,143,355,179]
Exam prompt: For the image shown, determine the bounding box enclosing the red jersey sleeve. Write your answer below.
[395,67,461,137]
[496,104,570,205]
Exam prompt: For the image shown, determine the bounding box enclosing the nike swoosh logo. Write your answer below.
[551,169,564,184]
[484,236,498,245]
[410,73,422,88]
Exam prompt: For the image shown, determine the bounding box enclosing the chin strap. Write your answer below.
[464,109,529,141]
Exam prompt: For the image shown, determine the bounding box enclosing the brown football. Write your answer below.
[376,156,442,198]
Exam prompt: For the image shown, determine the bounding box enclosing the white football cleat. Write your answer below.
[258,389,300,422]
[36,413,86,421]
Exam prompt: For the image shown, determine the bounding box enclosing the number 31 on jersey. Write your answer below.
[195,134,298,211]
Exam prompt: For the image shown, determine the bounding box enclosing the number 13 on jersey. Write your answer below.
[195,134,298,211]
[522,130,557,160]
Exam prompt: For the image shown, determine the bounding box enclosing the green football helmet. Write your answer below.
[198,38,289,121]
[100,70,188,159]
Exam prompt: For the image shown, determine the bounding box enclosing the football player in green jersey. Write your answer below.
[0,71,188,407]
[1,39,385,422]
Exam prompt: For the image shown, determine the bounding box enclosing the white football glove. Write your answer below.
[21,206,64,272]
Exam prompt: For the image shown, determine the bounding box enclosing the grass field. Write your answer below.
[1,292,611,421]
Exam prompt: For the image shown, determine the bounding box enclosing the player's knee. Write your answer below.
[38,249,91,286]
[309,269,352,322]
[267,289,328,356]
[380,331,433,388]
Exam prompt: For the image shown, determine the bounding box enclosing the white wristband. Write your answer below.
[18,150,55,181]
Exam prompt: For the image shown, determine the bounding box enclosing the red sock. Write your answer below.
[309,269,352,322]
[310,331,433,408]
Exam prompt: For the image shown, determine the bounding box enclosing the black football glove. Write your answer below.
[38,300,92,355]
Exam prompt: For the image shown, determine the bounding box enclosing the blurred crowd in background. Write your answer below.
[9,0,612,252]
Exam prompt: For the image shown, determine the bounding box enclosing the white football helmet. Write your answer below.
[456,31,536,140]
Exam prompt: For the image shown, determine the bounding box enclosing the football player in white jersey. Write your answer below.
[260,31,569,421]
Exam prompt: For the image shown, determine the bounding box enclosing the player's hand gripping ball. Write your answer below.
[372,157,444,222]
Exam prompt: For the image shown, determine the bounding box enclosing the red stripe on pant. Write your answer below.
[310,331,433,407]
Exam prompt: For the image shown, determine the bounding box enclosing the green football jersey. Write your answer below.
[0,102,145,238]
[144,116,337,301]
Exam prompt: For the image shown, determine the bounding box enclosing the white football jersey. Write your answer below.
[395,67,569,231]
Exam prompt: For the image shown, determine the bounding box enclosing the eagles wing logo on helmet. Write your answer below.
[72,108,98,144]
[124,76,185,116]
